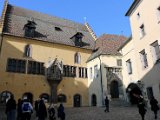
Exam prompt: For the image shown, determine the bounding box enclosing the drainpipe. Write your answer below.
[98,55,104,106]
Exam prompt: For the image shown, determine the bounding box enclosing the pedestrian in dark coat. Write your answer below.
[37,99,47,120]
[17,98,22,120]
[104,96,109,112]
[5,95,16,120]
[137,96,147,120]
[150,96,159,119]
[35,99,40,117]
[57,103,65,120]
[48,103,56,120]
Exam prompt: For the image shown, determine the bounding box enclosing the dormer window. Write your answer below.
[71,32,84,47]
[55,27,62,31]
[24,20,37,38]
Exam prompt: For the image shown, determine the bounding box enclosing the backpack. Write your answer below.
[22,102,30,112]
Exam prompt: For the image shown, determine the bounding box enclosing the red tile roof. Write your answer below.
[87,34,127,62]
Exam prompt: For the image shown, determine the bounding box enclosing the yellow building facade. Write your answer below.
[0,1,96,107]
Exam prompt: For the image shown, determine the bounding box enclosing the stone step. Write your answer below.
[110,99,130,107]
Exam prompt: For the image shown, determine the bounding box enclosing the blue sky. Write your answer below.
[0,0,133,37]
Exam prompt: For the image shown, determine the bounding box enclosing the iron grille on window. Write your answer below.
[63,65,76,77]
[6,58,26,73]
[27,61,44,75]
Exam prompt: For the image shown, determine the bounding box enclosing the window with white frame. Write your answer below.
[117,59,122,66]
[140,50,148,69]
[126,59,132,74]
[151,41,160,63]
[74,52,81,64]
[94,65,98,78]
[139,24,145,38]
[24,44,32,57]
[90,67,93,79]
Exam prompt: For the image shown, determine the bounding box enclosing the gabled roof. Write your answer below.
[87,34,127,62]
[2,4,95,50]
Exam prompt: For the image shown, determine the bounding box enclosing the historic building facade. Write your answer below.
[87,34,127,106]
[119,0,160,104]
[0,1,96,107]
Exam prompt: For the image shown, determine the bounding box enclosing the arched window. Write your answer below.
[24,44,32,57]
[0,91,12,103]
[74,52,81,64]
[58,94,67,103]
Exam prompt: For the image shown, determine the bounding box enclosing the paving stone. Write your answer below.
[0,105,159,120]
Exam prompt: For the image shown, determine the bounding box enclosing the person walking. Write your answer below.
[21,98,33,120]
[48,103,56,120]
[17,98,22,120]
[104,96,109,112]
[137,96,147,120]
[5,95,16,120]
[35,99,40,118]
[57,103,65,120]
[150,96,159,119]
[37,99,47,120]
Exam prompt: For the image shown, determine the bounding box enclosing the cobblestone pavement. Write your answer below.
[1,105,160,120]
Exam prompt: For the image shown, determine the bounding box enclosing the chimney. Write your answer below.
[85,22,97,41]
[0,0,8,33]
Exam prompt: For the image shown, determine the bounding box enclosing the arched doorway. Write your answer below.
[22,92,33,104]
[110,80,119,98]
[40,93,50,103]
[73,94,81,107]
[0,91,13,103]
[91,94,97,106]
[126,83,142,104]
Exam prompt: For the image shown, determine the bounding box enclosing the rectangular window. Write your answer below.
[90,67,93,79]
[140,50,148,69]
[139,24,145,38]
[27,61,44,75]
[117,59,122,66]
[85,68,88,78]
[6,58,26,73]
[151,41,160,63]
[94,65,98,78]
[126,59,132,74]
[79,67,81,78]
[157,6,160,23]
[137,12,140,20]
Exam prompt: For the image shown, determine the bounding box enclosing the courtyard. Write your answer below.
[0,104,159,120]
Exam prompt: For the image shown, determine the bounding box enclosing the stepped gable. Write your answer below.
[3,4,95,50]
[87,34,127,62]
